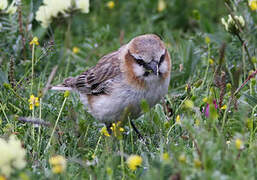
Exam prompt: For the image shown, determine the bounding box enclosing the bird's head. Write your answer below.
[127,34,170,80]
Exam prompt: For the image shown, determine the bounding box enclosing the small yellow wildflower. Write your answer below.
[0,175,6,180]
[194,159,202,168]
[64,90,70,98]
[100,126,110,137]
[205,36,210,44]
[175,115,181,125]
[221,105,227,110]
[106,1,115,9]
[28,95,39,110]
[202,97,208,103]
[249,0,257,11]
[49,155,66,174]
[184,100,194,109]
[178,154,186,163]
[235,138,243,150]
[162,152,169,161]
[110,121,124,139]
[209,58,214,65]
[29,37,39,46]
[72,46,80,54]
[127,155,142,171]
[157,0,166,12]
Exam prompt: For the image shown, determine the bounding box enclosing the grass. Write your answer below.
[0,0,257,179]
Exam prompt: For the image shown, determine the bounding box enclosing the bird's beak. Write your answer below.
[146,61,159,76]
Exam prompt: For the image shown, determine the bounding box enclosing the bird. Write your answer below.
[51,34,171,137]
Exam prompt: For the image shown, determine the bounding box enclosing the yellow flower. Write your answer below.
[194,159,202,168]
[29,37,39,46]
[157,0,166,12]
[249,0,257,11]
[221,105,227,110]
[209,58,214,65]
[100,126,110,137]
[64,90,70,98]
[178,154,186,163]
[72,46,80,54]
[28,95,40,110]
[0,175,6,180]
[175,115,181,125]
[110,121,124,139]
[0,135,27,178]
[205,36,210,44]
[235,138,243,150]
[106,1,115,9]
[126,155,142,171]
[162,152,169,161]
[49,155,66,174]
[202,97,208,103]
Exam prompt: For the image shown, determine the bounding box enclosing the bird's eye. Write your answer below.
[135,58,146,66]
[159,51,166,66]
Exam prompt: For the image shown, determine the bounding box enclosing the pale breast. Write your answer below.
[81,75,170,123]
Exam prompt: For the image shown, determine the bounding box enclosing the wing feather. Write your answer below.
[71,51,121,95]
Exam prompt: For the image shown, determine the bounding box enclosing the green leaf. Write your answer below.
[243,93,257,107]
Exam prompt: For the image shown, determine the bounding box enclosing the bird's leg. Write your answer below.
[105,123,112,135]
[130,120,143,140]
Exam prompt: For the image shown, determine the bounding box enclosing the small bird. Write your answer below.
[52,34,171,137]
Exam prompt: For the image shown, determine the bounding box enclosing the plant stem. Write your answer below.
[128,118,134,152]
[120,139,125,180]
[202,43,211,87]
[32,104,35,141]
[37,98,42,151]
[0,101,10,124]
[92,135,102,158]
[31,44,35,94]
[236,34,254,69]
[45,97,67,151]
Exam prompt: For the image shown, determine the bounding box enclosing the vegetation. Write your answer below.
[0,0,257,179]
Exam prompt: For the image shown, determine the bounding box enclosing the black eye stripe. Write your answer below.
[159,50,166,66]
[135,58,146,66]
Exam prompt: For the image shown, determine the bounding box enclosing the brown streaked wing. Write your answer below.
[75,51,121,95]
